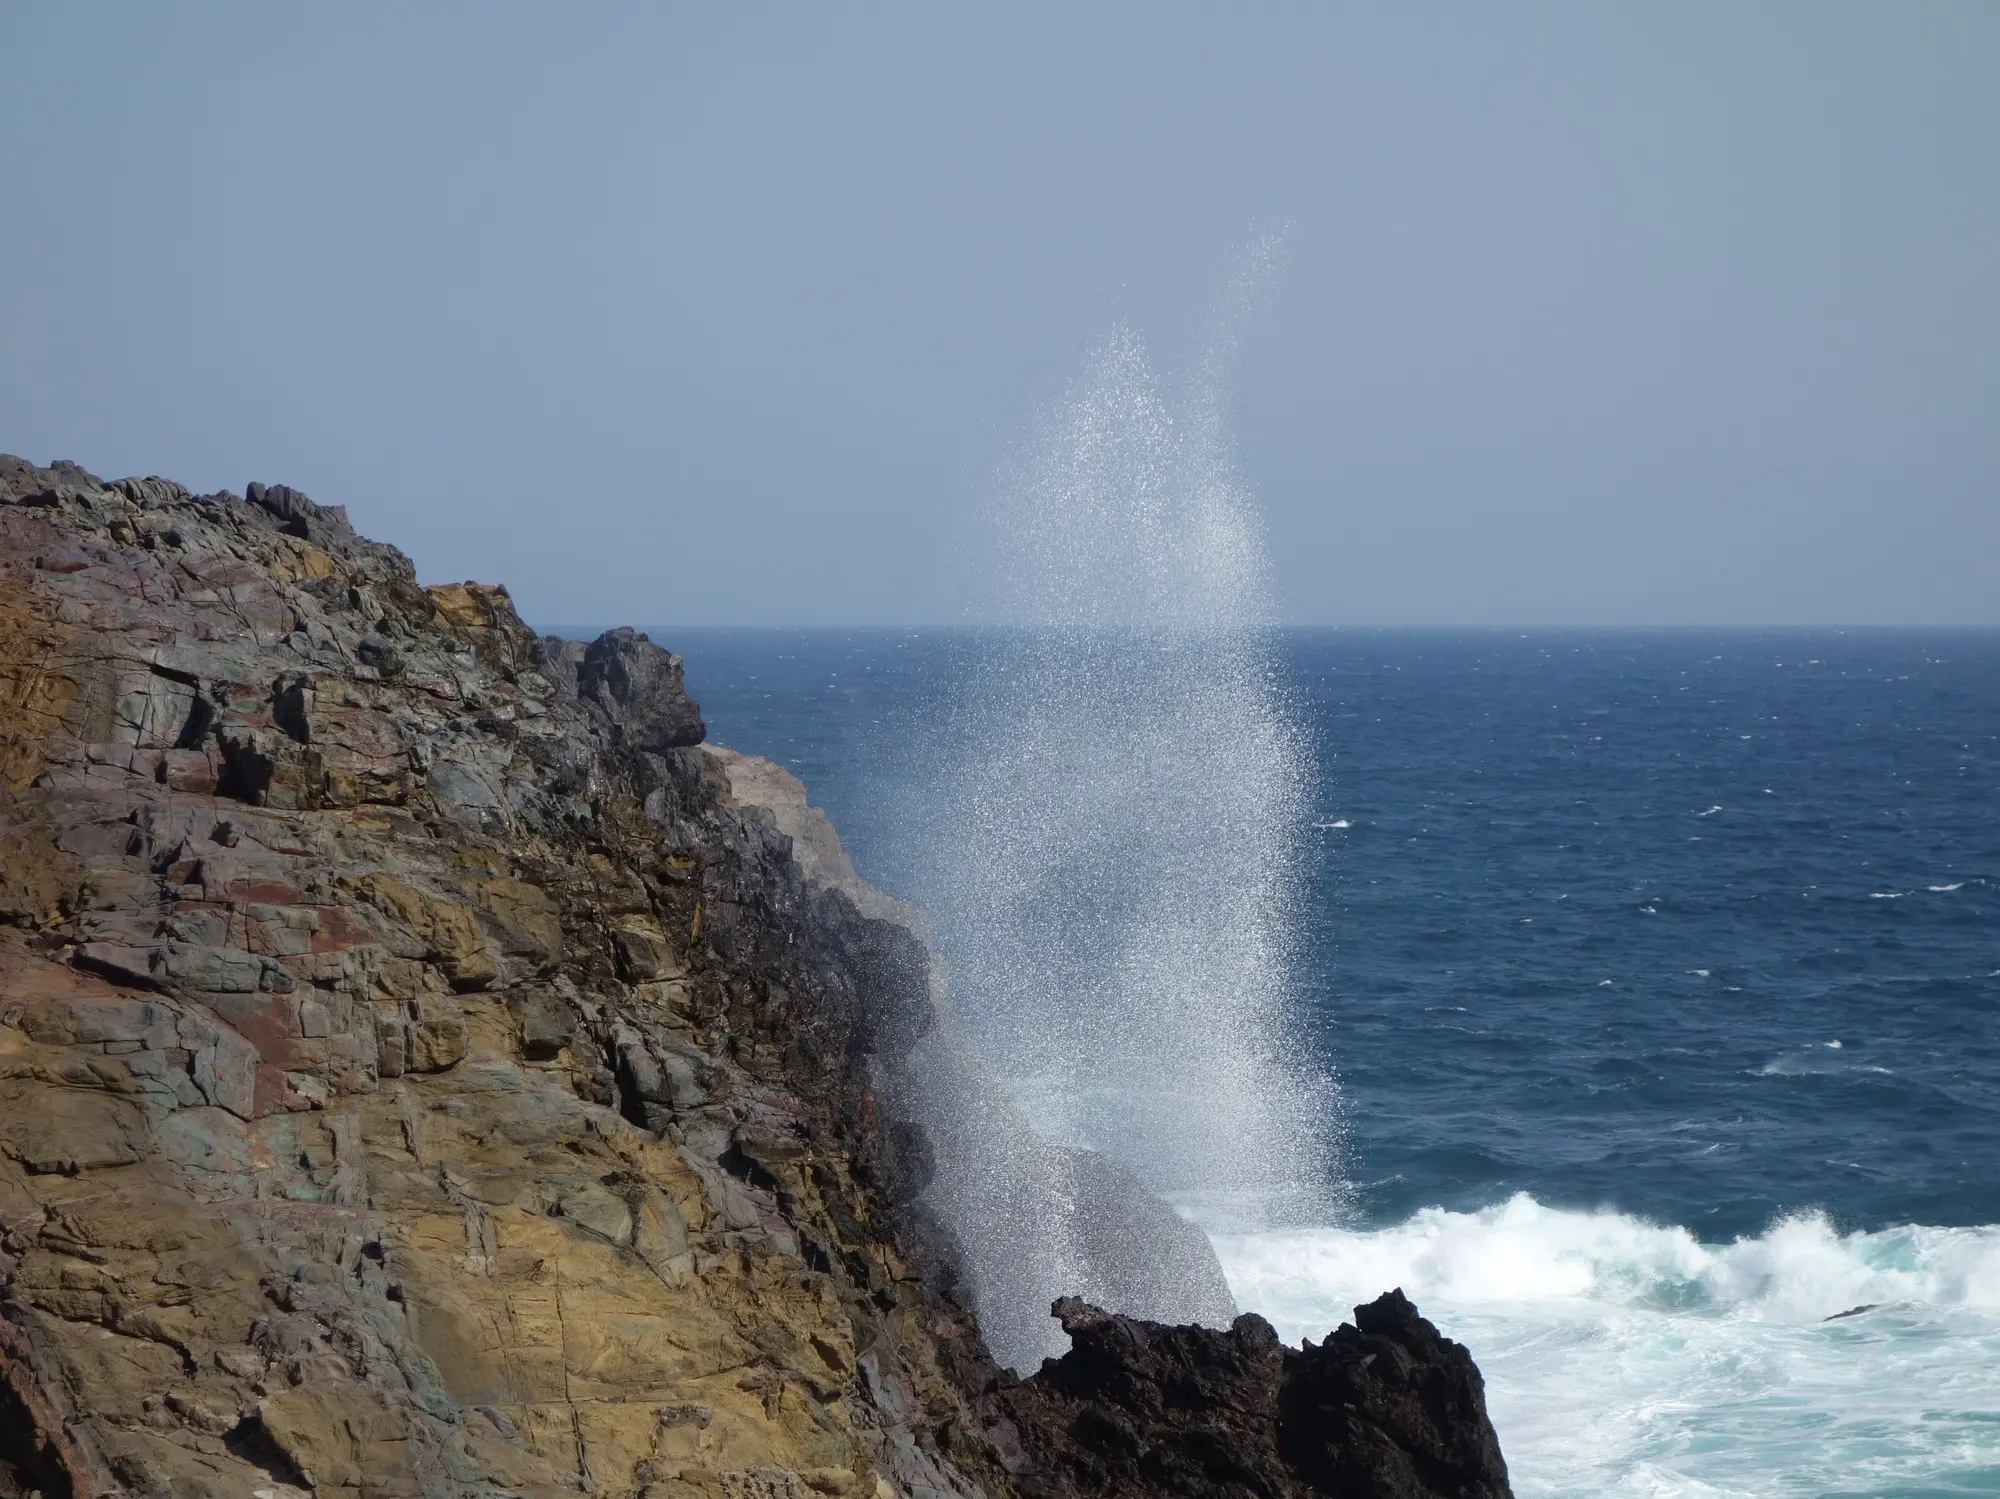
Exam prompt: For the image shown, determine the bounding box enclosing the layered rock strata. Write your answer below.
[0,456,1509,1499]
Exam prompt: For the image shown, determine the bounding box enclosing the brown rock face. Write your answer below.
[0,457,1512,1499]
[0,459,1001,1499]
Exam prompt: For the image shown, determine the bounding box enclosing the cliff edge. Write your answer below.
[0,458,1509,1499]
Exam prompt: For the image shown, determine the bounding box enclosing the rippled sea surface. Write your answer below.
[644,627,2000,1498]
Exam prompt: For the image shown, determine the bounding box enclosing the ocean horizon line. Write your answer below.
[539,619,2000,638]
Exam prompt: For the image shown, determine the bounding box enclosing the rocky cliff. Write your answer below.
[0,457,1509,1499]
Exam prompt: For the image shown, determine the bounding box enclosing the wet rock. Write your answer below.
[997,1290,1512,1498]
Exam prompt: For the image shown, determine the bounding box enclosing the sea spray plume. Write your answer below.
[1182,229,1290,547]
[897,245,1342,1368]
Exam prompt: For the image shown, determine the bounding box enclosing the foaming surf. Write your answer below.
[1212,1195,2000,1497]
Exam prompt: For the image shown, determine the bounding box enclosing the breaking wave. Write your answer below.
[1215,1195,2000,1498]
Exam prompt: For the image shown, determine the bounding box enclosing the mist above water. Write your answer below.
[900,253,1341,1362]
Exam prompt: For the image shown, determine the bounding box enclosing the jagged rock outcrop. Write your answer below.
[0,455,1510,1499]
[0,457,1002,1499]
[993,1293,1510,1499]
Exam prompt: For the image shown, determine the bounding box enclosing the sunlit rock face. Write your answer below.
[0,455,1009,1499]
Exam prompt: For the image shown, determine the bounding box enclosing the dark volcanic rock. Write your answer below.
[1281,1291,1512,1498]
[996,1291,1512,1499]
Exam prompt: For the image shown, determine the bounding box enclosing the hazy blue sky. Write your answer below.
[3,4,1995,625]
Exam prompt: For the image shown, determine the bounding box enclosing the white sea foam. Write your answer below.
[1756,1047,1890,1077]
[1214,1195,2000,1322]
[1210,1196,2000,1497]
[1930,882,1965,892]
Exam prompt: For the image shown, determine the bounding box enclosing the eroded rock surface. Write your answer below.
[995,1293,1510,1499]
[0,456,1510,1499]
[0,458,1003,1499]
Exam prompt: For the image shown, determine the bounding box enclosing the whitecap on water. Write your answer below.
[1210,1195,2000,1498]
[1756,1047,1888,1078]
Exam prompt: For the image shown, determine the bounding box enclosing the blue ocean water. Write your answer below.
[647,626,2000,1497]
